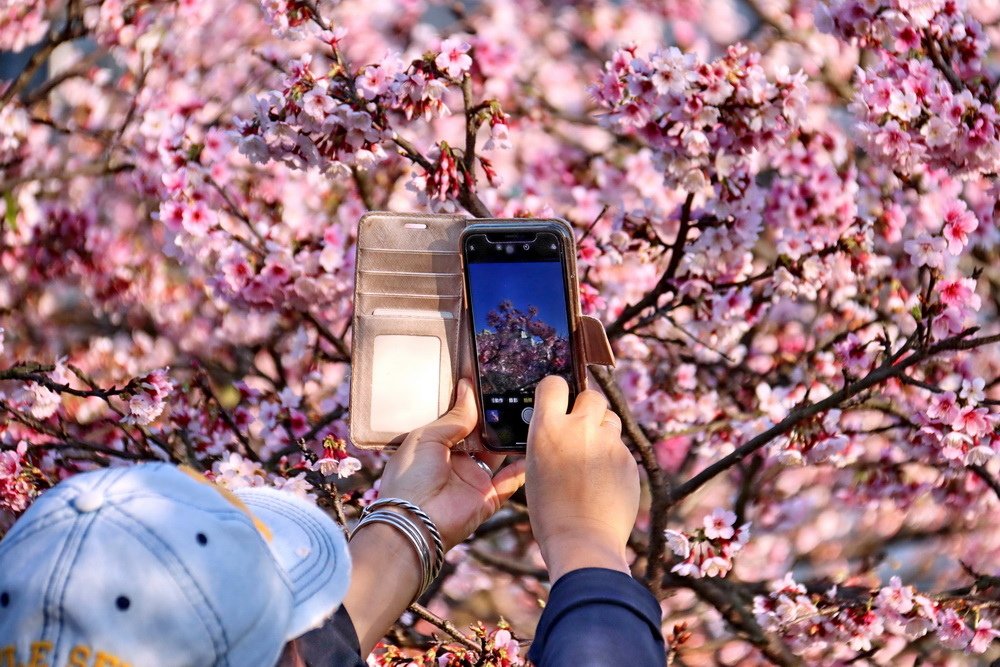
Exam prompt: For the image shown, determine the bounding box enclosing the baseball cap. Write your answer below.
[0,462,351,666]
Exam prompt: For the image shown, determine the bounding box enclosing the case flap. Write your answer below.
[580,315,616,367]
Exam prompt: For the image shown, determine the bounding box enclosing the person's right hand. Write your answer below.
[525,375,640,581]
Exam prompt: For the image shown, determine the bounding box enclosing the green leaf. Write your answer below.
[3,191,17,232]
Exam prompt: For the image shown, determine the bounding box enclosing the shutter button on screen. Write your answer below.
[521,407,534,424]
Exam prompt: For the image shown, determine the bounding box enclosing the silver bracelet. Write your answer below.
[352,511,433,595]
[361,497,446,586]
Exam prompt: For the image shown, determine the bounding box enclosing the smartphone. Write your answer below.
[460,220,586,452]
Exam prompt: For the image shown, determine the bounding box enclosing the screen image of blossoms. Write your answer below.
[475,301,571,395]
[2,0,1000,664]
[468,260,573,395]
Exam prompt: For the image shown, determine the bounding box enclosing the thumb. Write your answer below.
[413,378,478,448]
[490,458,526,507]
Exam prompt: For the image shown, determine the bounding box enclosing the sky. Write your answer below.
[467,260,571,337]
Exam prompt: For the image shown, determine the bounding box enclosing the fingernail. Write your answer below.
[458,378,470,399]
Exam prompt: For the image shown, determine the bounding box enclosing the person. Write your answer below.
[0,376,665,666]
[289,375,665,666]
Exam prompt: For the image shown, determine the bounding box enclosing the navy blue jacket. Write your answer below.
[284,567,665,666]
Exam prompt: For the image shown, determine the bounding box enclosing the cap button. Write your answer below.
[73,491,104,513]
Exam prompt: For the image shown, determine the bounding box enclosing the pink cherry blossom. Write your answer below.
[435,37,473,79]
[4,1,1000,662]
[703,508,736,540]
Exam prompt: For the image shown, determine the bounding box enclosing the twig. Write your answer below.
[968,464,1000,502]
[194,370,260,462]
[670,329,1000,506]
[607,192,694,339]
[591,366,673,596]
[407,603,481,652]
[0,364,136,398]
[1,0,87,108]
[303,311,351,360]
[0,162,134,194]
[468,546,548,580]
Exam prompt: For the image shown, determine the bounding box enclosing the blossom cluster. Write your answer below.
[124,368,173,426]
[664,508,750,579]
[754,574,1000,659]
[770,409,858,467]
[371,622,523,666]
[594,43,809,193]
[2,0,1000,662]
[820,0,999,178]
[0,442,35,514]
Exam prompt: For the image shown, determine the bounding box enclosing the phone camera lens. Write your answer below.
[523,243,530,250]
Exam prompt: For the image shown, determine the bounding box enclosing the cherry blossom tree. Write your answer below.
[2,0,1000,663]
[476,300,571,394]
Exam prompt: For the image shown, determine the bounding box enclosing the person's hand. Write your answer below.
[344,378,525,656]
[377,377,526,550]
[525,375,640,581]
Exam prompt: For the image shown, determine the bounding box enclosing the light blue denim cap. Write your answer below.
[0,463,350,667]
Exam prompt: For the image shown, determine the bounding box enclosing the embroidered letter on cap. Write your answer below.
[27,640,53,667]
[68,645,91,667]
[0,645,15,667]
[93,651,129,667]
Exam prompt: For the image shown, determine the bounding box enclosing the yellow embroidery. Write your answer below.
[178,465,273,540]
[0,645,15,667]
[68,645,91,667]
[26,640,52,667]
[93,652,121,667]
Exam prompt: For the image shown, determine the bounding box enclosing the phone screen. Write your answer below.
[463,230,577,450]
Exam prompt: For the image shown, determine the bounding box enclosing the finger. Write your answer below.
[407,378,478,450]
[533,375,570,422]
[600,408,623,434]
[490,458,527,505]
[573,389,609,423]
[475,450,507,473]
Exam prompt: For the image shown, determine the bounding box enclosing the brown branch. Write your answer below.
[23,47,105,105]
[303,311,351,360]
[456,74,493,219]
[670,329,1000,506]
[194,370,260,462]
[591,366,672,596]
[923,34,964,95]
[0,364,137,398]
[468,546,548,580]
[968,464,1000,502]
[606,192,694,339]
[1,1,87,108]
[351,166,375,210]
[0,162,134,193]
[392,134,434,171]
[407,603,481,652]
[665,573,802,667]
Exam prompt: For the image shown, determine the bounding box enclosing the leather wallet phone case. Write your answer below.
[349,212,615,451]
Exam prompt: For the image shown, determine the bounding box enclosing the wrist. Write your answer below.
[540,533,630,582]
[347,520,423,605]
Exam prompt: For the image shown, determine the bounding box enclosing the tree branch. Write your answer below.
[1,1,87,108]
[670,330,1000,506]
[591,365,673,595]
[607,192,694,339]
[407,603,481,652]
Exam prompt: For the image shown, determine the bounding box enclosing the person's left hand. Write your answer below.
[378,378,526,550]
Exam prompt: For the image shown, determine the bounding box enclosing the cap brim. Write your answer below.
[234,487,351,639]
